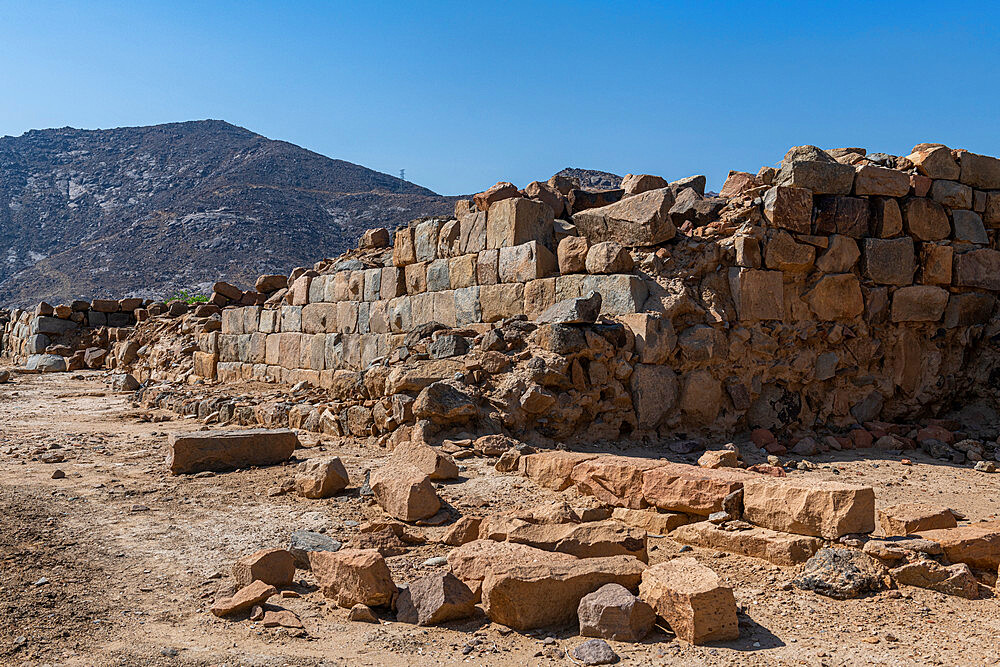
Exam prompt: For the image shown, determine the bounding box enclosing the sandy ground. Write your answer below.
[2,371,1000,666]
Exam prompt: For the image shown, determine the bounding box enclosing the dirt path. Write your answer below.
[2,372,1000,666]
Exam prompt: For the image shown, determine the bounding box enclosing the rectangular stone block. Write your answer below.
[410,293,434,326]
[742,479,875,539]
[337,301,358,334]
[477,248,500,285]
[393,224,417,267]
[387,296,412,333]
[363,268,381,301]
[380,267,406,299]
[259,308,277,334]
[308,333,326,371]
[324,333,343,369]
[641,463,752,516]
[762,186,811,233]
[943,292,996,328]
[167,429,298,474]
[242,306,261,334]
[454,286,482,326]
[959,150,1000,189]
[248,333,267,364]
[480,283,524,322]
[499,241,558,283]
[347,271,364,301]
[357,301,370,334]
[222,308,244,335]
[308,275,328,303]
[426,258,451,291]
[449,254,478,289]
[280,306,302,333]
[571,456,668,509]
[265,333,281,365]
[917,520,1000,569]
[671,522,822,566]
[369,300,389,334]
[277,332,302,368]
[193,351,218,379]
[301,303,338,334]
[861,237,915,286]
[360,334,380,367]
[342,333,361,370]
[555,274,585,302]
[405,262,428,294]
[432,291,457,327]
[728,268,783,321]
[459,211,487,254]
[524,278,556,320]
[486,197,554,249]
[919,243,953,285]
[216,362,241,382]
[582,274,648,316]
[332,272,350,301]
[437,219,461,258]
[953,248,1000,290]
[853,164,910,197]
[290,275,311,306]
[415,218,443,262]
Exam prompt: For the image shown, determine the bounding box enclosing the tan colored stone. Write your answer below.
[806,274,864,321]
[878,503,957,536]
[487,197,553,249]
[728,268,783,321]
[498,241,557,283]
[448,254,477,289]
[232,548,295,588]
[474,181,520,211]
[670,521,822,566]
[765,231,815,271]
[638,557,738,644]
[557,236,589,274]
[210,580,277,617]
[920,244,953,285]
[523,451,598,490]
[870,197,903,237]
[853,164,910,197]
[903,198,950,241]
[392,441,458,480]
[295,457,350,498]
[697,450,738,469]
[393,225,417,267]
[762,186,811,233]
[958,150,1000,189]
[578,583,656,642]
[891,561,979,599]
[815,235,859,273]
[621,173,669,197]
[167,429,298,475]
[571,188,676,246]
[479,283,524,322]
[481,555,646,630]
[369,463,441,522]
[395,572,476,626]
[641,464,751,516]
[503,519,647,561]
[906,145,959,180]
[571,456,667,509]
[742,479,875,539]
[585,241,634,274]
[916,520,1000,569]
[446,539,577,600]
[442,516,483,546]
[611,507,688,536]
[309,548,397,607]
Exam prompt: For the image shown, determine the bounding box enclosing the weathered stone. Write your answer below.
[581,274,648,316]
[762,186,811,233]
[348,603,379,623]
[309,548,397,607]
[256,274,288,293]
[861,237,915,286]
[906,145,960,180]
[742,479,875,539]
[295,457,350,499]
[393,441,458,481]
[572,639,619,665]
[806,274,864,321]
[413,381,476,425]
[953,248,1000,290]
[167,429,298,475]
[920,244,953,285]
[210,580,277,617]
[523,451,598,491]
[793,548,888,599]
[503,519,647,561]
[585,241,633,274]
[641,464,750,516]
[567,188,625,215]
[578,583,655,642]
[814,195,870,238]
[233,548,295,588]
[480,555,646,630]
[877,503,957,537]
[869,197,903,237]
[621,173,668,197]
[638,557,738,644]
[442,516,483,546]
[360,227,390,249]
[487,198,553,250]
[728,268,783,321]
[891,561,978,599]
[916,520,1000,569]
[525,180,565,218]
[889,285,948,322]
[931,179,973,210]
[697,450,738,469]
[446,539,578,601]
[370,463,441,522]
[854,165,910,197]
[765,231,815,271]
[815,235,860,273]
[535,291,602,325]
[719,171,761,198]
[474,181,520,211]
[619,312,675,364]
[630,364,678,429]
[776,148,855,194]
[395,572,476,625]
[959,150,1000,189]
[570,456,666,509]
[943,292,996,328]
[903,198,950,241]
[288,530,341,569]
[671,521,822,566]
[498,241,557,283]
[610,507,687,536]
[952,209,989,244]
[572,188,676,246]
[557,236,589,274]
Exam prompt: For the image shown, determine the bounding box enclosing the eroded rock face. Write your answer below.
[578,583,655,642]
[369,463,441,522]
[916,520,1000,569]
[890,561,979,599]
[877,503,957,536]
[793,548,888,599]
[638,557,738,644]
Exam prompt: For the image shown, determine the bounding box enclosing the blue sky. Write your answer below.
[1,1,997,195]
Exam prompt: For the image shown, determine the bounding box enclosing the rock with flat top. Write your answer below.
[572,188,676,246]
[522,451,598,490]
[535,292,602,325]
[891,560,978,599]
[167,429,298,475]
[446,539,578,601]
[370,463,441,522]
[233,548,295,588]
[916,520,1000,569]
[877,503,956,536]
[572,638,620,665]
[641,464,752,516]
[294,457,350,498]
[210,580,277,617]
[742,479,874,538]
[392,441,458,480]
[670,521,822,566]
[578,583,655,642]
[395,572,476,625]
[638,557,738,644]
[308,548,397,608]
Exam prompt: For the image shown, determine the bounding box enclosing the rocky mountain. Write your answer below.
[0,120,456,306]
[555,167,623,191]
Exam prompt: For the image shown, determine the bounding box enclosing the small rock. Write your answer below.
[51,469,66,479]
[974,460,997,473]
[572,638,619,665]
[793,548,888,599]
[348,603,379,623]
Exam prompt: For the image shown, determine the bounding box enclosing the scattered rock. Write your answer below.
[793,548,889,599]
[210,580,277,617]
[309,548,397,608]
[294,457,350,498]
[578,583,655,642]
[233,548,295,588]
[395,572,476,626]
[639,556,739,644]
[571,638,620,665]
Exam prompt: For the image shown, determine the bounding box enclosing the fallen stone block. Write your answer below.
[891,560,979,599]
[862,537,943,564]
[392,441,458,480]
[523,451,598,491]
[288,530,341,569]
[294,457,350,499]
[742,479,875,539]
[395,572,476,626]
[369,463,441,522]
[447,539,578,601]
[442,516,483,546]
[638,557,738,644]
[481,555,646,630]
[670,521,822,566]
[571,188,675,246]
[167,429,298,475]
[210,580,276,617]
[877,503,957,537]
[233,548,296,588]
[261,608,303,629]
[641,464,752,516]
[571,456,668,509]
[504,519,647,561]
[578,583,655,643]
[309,548,397,608]
[611,507,688,536]
[916,520,1000,569]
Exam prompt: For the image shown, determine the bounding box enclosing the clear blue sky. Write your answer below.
[1,1,997,196]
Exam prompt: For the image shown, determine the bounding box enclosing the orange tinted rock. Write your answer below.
[308,548,397,608]
[611,507,689,536]
[670,521,822,566]
[232,548,296,588]
[481,555,646,630]
[742,479,875,538]
[571,456,667,509]
[370,463,441,522]
[877,503,957,536]
[697,450,738,469]
[641,464,752,516]
[504,520,648,561]
[446,539,577,601]
[474,181,520,211]
[210,580,277,617]
[441,516,483,546]
[294,457,350,499]
[638,557,738,644]
[523,451,598,491]
[392,441,458,480]
[916,520,1000,569]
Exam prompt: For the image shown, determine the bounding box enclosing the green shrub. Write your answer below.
[166,289,209,305]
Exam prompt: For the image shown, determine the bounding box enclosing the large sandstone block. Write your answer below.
[861,237,915,286]
[393,225,417,267]
[765,231,815,272]
[448,254,477,289]
[931,179,973,210]
[742,479,875,539]
[446,540,577,601]
[415,219,444,262]
[523,451,599,490]
[503,520,648,561]
[578,583,656,642]
[458,211,488,254]
[953,248,1000,291]
[638,557,738,644]
[233,548,295,588]
[959,150,1000,189]
[891,285,948,322]
[301,303,338,334]
[474,181,520,211]
[728,268,783,321]
[907,145,960,180]
[878,503,957,537]
[167,429,298,474]
[641,463,751,516]
[426,258,450,292]
[903,198,950,241]
[480,283,524,322]
[916,520,1000,569]
[572,188,676,246]
[480,555,646,630]
[395,572,476,626]
[619,312,675,364]
[486,197,554,249]
[498,241,557,283]
[776,157,855,195]
[943,292,996,328]
[813,195,870,238]
[369,463,441,522]
[870,197,903,237]
[671,521,822,566]
[309,548,397,607]
[193,351,218,379]
[853,165,910,197]
[570,456,667,509]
